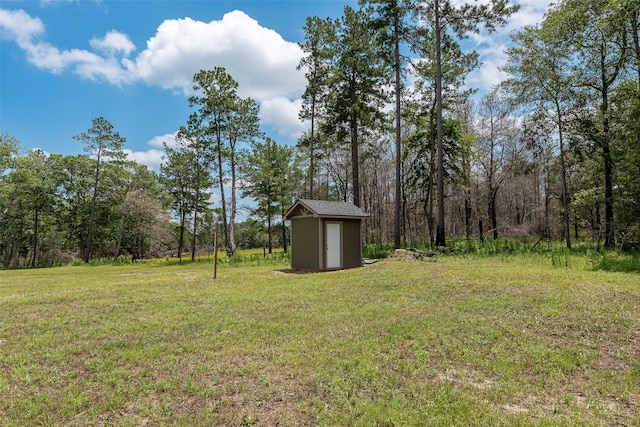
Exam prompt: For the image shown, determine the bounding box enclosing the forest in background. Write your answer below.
[1,0,639,268]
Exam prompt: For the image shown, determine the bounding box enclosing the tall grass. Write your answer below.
[591,250,640,273]
[390,238,640,273]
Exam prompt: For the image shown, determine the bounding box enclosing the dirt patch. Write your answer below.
[437,367,496,391]
[501,403,530,414]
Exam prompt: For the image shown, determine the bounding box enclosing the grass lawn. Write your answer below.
[1,254,638,426]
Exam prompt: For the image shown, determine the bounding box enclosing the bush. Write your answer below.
[591,251,640,273]
[363,243,395,259]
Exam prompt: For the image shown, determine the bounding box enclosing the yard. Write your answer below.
[1,253,638,426]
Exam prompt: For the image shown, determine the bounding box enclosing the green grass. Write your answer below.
[1,254,639,426]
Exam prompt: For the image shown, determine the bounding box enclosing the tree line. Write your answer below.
[1,0,639,268]
[295,0,638,250]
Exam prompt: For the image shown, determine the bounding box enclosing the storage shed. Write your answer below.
[284,199,369,270]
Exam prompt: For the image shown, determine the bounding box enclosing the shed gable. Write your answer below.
[285,199,369,220]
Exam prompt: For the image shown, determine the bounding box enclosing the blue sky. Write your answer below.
[1,0,552,170]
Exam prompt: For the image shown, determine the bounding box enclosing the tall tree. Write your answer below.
[226,96,261,256]
[0,145,55,267]
[0,131,19,175]
[610,80,640,243]
[118,190,170,260]
[298,16,335,199]
[189,68,237,251]
[477,88,523,240]
[242,137,294,254]
[503,24,575,248]
[0,132,20,242]
[360,0,414,248]
[161,144,195,262]
[175,113,214,261]
[13,150,55,267]
[113,161,165,261]
[416,0,518,247]
[324,5,390,207]
[549,0,631,247]
[408,23,478,244]
[48,154,94,256]
[73,117,126,262]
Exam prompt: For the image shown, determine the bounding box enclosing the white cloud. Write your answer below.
[0,8,134,84]
[1,7,307,140]
[124,148,165,171]
[0,8,44,44]
[131,11,305,99]
[90,30,135,56]
[467,59,509,94]
[121,133,180,170]
[260,97,307,139]
[507,0,553,31]
[128,10,307,139]
[147,132,178,149]
[466,36,510,93]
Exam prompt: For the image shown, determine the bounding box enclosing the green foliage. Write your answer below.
[590,251,640,273]
[73,117,128,263]
[363,242,395,259]
[242,137,296,254]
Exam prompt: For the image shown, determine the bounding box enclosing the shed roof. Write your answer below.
[284,199,369,220]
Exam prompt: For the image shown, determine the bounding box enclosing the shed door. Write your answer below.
[326,222,342,269]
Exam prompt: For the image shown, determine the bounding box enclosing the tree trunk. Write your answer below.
[350,80,361,208]
[594,176,601,239]
[85,155,101,262]
[434,0,446,248]
[631,9,640,99]
[178,207,186,263]
[601,77,615,248]
[267,203,273,254]
[393,8,402,249]
[216,135,229,250]
[30,209,38,268]
[4,227,15,268]
[489,189,498,240]
[464,195,472,240]
[427,102,437,245]
[603,135,615,248]
[557,102,571,249]
[310,96,316,199]
[544,167,551,241]
[191,190,199,261]
[229,144,237,256]
[282,213,288,254]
